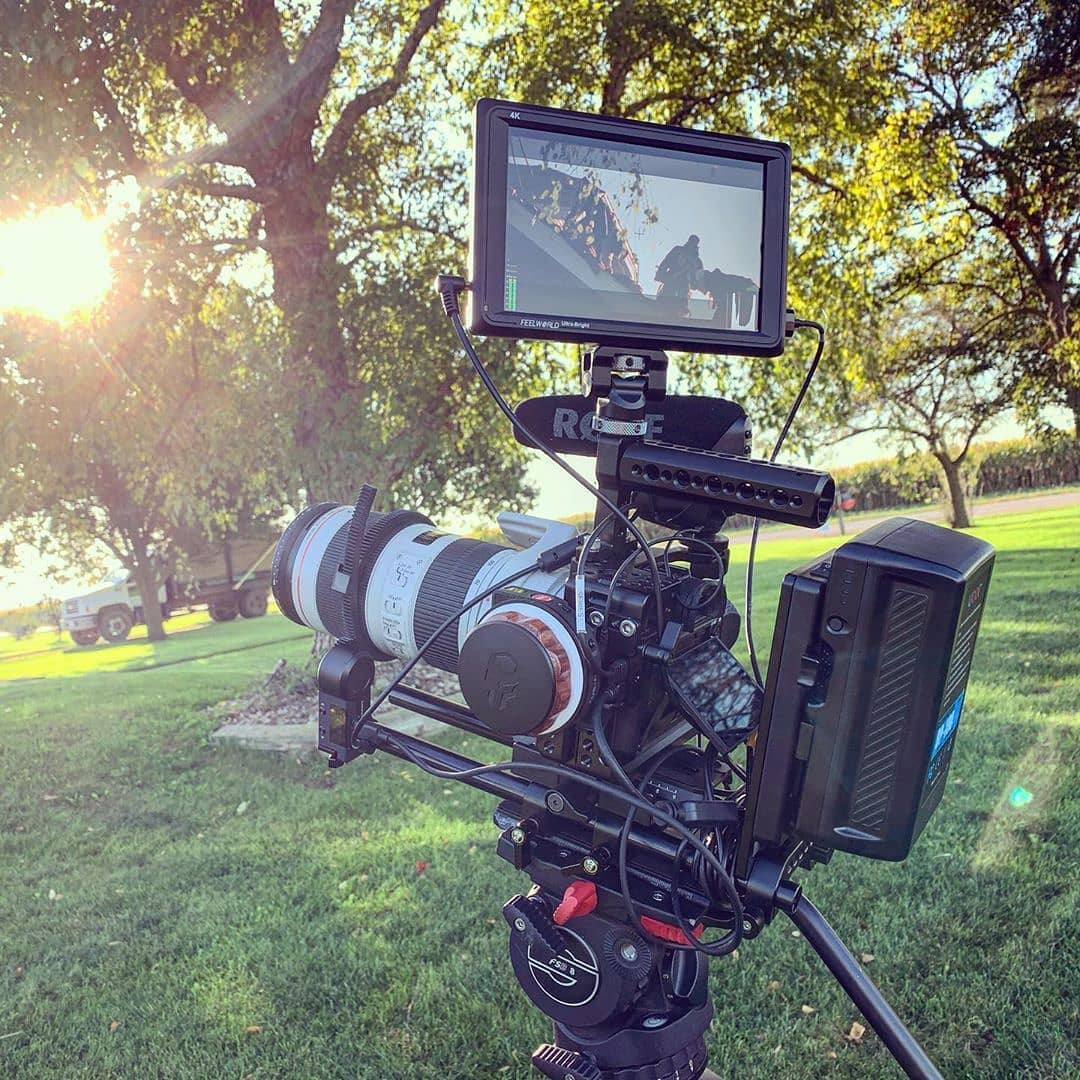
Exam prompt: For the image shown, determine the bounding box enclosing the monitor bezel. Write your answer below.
[468,98,791,358]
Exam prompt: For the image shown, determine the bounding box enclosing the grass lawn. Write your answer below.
[0,607,310,680]
[1,506,1077,1078]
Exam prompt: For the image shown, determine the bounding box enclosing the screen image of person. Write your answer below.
[504,132,764,331]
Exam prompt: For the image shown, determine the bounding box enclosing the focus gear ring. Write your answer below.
[339,485,377,643]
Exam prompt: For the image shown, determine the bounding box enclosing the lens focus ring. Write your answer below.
[271,503,339,626]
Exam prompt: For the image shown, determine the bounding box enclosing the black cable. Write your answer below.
[439,295,666,637]
[657,532,725,611]
[718,747,748,783]
[659,531,722,577]
[596,528,737,797]
[573,505,637,595]
[601,544,653,636]
[574,508,624,670]
[744,319,826,687]
[599,531,723,635]
[590,701,641,800]
[671,836,717,945]
[616,744,690,944]
[575,508,619,583]
[704,742,718,797]
[615,745,743,956]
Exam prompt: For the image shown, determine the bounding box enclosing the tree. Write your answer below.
[40,595,63,640]
[874,0,1080,434]
[0,214,288,640]
[837,286,1024,527]
[0,0,536,516]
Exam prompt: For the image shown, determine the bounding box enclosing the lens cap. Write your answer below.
[459,620,557,735]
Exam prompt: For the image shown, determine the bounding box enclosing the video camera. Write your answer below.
[272,100,994,1080]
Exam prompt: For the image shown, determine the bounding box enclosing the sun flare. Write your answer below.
[0,205,113,321]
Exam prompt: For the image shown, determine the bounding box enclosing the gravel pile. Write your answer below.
[214,657,459,726]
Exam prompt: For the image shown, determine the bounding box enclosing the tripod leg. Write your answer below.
[780,889,943,1080]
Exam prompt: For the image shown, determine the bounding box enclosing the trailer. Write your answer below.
[59,539,275,645]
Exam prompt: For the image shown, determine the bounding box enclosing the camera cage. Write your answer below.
[469,98,792,357]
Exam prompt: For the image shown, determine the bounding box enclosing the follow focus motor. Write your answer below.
[271,100,995,1080]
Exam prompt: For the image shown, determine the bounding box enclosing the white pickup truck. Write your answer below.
[60,574,165,645]
[59,539,274,646]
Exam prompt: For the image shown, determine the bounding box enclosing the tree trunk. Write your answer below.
[260,175,358,502]
[260,177,354,657]
[130,552,167,642]
[1041,286,1077,439]
[935,454,972,529]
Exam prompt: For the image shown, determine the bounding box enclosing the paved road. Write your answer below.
[727,488,1080,544]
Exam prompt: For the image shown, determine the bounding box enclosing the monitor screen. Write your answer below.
[504,131,764,333]
[469,100,790,357]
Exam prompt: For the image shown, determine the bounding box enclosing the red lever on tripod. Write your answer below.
[640,915,704,946]
[552,881,598,925]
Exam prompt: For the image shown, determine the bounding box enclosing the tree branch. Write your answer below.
[956,176,1044,282]
[156,141,253,172]
[244,0,291,72]
[792,163,847,198]
[956,414,991,463]
[294,0,355,82]
[171,177,272,203]
[84,71,145,175]
[828,423,895,441]
[318,0,447,181]
[164,47,251,147]
[276,0,356,160]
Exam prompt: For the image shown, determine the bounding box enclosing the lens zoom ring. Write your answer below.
[413,539,508,672]
[353,509,433,657]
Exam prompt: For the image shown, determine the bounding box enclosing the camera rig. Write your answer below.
[269,98,995,1080]
[273,309,992,1079]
